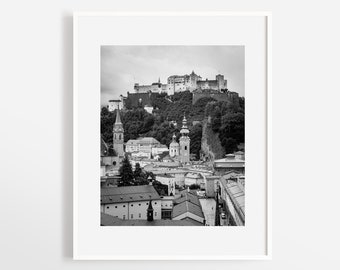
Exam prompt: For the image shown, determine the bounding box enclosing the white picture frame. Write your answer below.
[73,11,272,260]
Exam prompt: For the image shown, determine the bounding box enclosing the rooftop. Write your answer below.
[126,137,161,145]
[101,185,160,205]
[172,192,204,219]
[172,201,204,219]
[219,178,245,220]
[101,213,203,226]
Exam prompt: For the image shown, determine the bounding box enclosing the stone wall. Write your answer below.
[192,89,239,105]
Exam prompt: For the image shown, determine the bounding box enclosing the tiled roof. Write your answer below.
[172,201,204,219]
[101,185,160,204]
[214,157,245,167]
[101,213,203,226]
[220,178,245,220]
[138,137,160,145]
[174,192,201,206]
[185,173,203,179]
[172,192,204,219]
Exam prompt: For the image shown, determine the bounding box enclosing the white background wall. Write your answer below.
[0,0,340,269]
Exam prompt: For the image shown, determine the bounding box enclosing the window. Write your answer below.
[112,161,116,166]
[106,206,109,209]
[131,214,133,219]
[123,215,125,220]
[123,205,126,208]
[139,203,141,206]
[155,212,157,217]
[115,206,117,208]
[185,146,187,150]
[119,134,121,140]
[154,202,157,205]
[131,204,133,207]
[139,213,141,218]
[146,203,148,205]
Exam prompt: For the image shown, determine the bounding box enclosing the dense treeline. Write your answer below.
[101,91,244,159]
[118,157,168,195]
[205,100,245,154]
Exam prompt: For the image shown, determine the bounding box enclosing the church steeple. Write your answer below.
[180,113,189,136]
[179,114,190,163]
[115,105,122,124]
[113,105,124,157]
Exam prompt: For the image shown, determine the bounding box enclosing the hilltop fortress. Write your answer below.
[108,71,240,110]
[134,70,228,96]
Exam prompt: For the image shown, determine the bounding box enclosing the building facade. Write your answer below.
[133,71,228,96]
[101,185,162,221]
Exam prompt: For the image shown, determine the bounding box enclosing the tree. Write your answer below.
[134,163,142,179]
[118,155,134,186]
[221,137,238,154]
[152,180,168,196]
[189,124,202,160]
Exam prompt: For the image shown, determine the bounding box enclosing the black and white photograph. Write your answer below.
[100,46,245,226]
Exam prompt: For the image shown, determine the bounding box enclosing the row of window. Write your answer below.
[121,212,157,220]
[106,202,158,209]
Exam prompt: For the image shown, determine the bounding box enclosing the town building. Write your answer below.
[217,174,245,226]
[172,192,205,224]
[108,99,122,112]
[151,144,169,157]
[213,154,245,175]
[144,104,153,114]
[125,137,162,155]
[108,95,126,111]
[184,172,204,187]
[100,136,121,186]
[101,185,162,221]
[160,196,174,220]
[155,174,176,196]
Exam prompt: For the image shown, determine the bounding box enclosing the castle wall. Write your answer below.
[192,91,239,105]
[125,92,155,108]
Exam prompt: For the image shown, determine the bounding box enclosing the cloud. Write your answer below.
[101,46,244,105]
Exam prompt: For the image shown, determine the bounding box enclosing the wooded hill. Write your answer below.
[101,91,245,159]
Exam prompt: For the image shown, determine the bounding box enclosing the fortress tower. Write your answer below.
[216,74,227,90]
[179,114,190,163]
[113,105,125,157]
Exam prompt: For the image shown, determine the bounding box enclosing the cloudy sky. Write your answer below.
[101,46,244,105]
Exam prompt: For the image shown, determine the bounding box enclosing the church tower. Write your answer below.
[113,105,124,158]
[179,114,190,163]
[169,133,179,158]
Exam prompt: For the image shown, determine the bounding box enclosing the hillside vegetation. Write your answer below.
[101,91,244,159]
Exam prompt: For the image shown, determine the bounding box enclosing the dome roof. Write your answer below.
[170,141,179,147]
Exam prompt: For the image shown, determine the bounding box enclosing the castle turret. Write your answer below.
[179,114,190,163]
[113,105,124,157]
